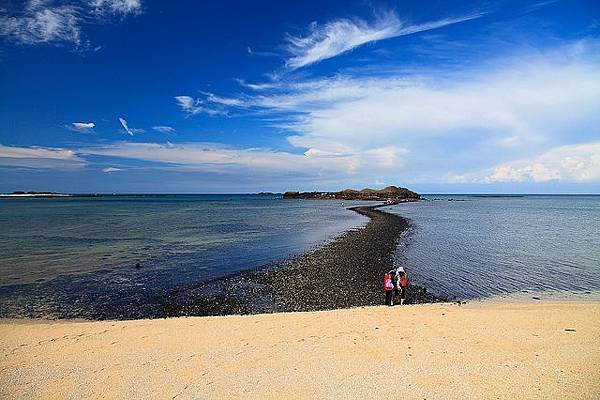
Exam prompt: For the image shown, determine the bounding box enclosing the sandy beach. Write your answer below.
[1,301,598,399]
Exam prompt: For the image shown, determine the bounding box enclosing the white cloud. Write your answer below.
[89,0,142,16]
[481,142,600,183]
[118,117,143,135]
[203,91,247,107]
[174,96,199,114]
[80,141,406,178]
[0,1,81,45]
[246,46,278,57]
[285,10,486,69]
[174,95,225,116]
[118,117,133,135]
[236,79,276,91]
[203,42,600,185]
[86,142,308,170]
[152,125,175,133]
[0,144,85,169]
[0,0,142,47]
[0,143,80,160]
[69,122,95,132]
[102,166,123,173]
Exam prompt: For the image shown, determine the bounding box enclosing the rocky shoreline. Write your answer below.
[163,203,446,317]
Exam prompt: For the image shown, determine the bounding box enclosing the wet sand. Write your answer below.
[1,301,598,399]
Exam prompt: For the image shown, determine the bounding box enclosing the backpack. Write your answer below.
[400,276,408,288]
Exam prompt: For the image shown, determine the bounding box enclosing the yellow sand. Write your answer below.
[1,302,599,399]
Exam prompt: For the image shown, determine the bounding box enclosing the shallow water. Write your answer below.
[0,195,371,285]
[1,194,598,318]
[0,195,370,318]
[389,195,600,300]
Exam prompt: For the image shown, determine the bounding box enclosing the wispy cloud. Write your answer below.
[118,117,143,135]
[0,144,85,169]
[175,91,253,118]
[284,10,486,70]
[202,91,247,107]
[152,125,175,133]
[174,95,227,116]
[0,1,81,46]
[68,122,95,133]
[0,0,142,47]
[118,117,133,135]
[521,0,559,15]
[236,79,277,91]
[102,166,123,173]
[81,141,406,179]
[201,41,600,185]
[246,46,278,57]
[175,96,201,114]
[89,0,142,16]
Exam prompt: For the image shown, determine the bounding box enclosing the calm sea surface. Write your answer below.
[0,195,369,317]
[389,195,600,300]
[0,194,598,317]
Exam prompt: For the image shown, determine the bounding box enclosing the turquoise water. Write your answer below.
[389,195,600,300]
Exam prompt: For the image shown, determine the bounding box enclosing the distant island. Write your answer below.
[1,188,420,201]
[0,191,72,198]
[283,186,421,202]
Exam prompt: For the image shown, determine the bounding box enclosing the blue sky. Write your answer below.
[1,0,599,193]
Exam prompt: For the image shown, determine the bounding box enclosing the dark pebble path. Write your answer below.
[163,204,446,317]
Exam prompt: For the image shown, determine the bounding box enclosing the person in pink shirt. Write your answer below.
[383,272,394,306]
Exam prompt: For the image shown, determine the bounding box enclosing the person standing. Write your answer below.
[383,272,394,306]
[399,270,408,305]
[390,266,405,304]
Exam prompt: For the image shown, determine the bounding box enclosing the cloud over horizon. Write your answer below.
[2,2,599,193]
[0,144,85,170]
[482,142,600,184]
[197,42,600,187]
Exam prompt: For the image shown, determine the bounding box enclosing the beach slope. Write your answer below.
[1,301,598,399]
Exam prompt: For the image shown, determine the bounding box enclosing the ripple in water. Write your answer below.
[0,195,372,318]
[390,195,600,300]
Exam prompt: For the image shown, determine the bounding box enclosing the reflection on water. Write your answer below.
[390,195,600,300]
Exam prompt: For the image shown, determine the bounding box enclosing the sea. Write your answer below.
[0,194,598,317]
[389,194,600,300]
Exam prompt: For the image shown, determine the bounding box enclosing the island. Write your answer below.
[0,191,71,198]
[283,185,421,202]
